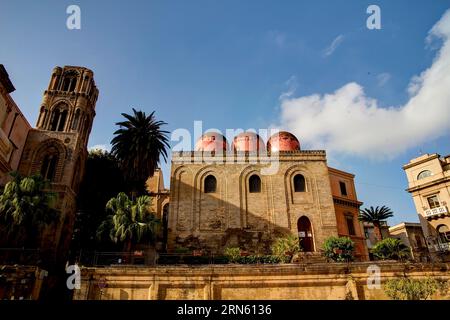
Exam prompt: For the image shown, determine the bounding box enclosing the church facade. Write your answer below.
[167,132,368,259]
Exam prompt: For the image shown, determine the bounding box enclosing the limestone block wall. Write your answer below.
[168,151,338,254]
[73,262,450,300]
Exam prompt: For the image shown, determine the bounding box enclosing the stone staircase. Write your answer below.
[293,252,328,264]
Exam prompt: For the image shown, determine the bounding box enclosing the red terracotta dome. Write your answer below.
[267,131,300,152]
[195,132,228,151]
[232,132,265,152]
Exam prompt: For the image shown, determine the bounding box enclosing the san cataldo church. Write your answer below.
[0,65,369,262]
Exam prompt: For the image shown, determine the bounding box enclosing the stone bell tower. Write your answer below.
[18,66,98,264]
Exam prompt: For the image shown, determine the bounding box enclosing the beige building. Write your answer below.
[363,221,390,260]
[388,222,429,262]
[168,131,340,255]
[0,65,31,185]
[403,153,450,262]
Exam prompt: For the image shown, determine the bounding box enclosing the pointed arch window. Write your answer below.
[38,106,48,128]
[62,71,78,92]
[49,105,68,132]
[249,174,261,193]
[41,154,58,181]
[293,174,306,192]
[72,109,81,130]
[204,175,217,193]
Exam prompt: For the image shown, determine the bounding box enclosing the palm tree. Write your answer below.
[359,205,394,241]
[0,172,58,247]
[371,238,411,261]
[96,192,160,251]
[111,109,170,196]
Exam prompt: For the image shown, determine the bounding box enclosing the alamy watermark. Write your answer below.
[66,5,81,30]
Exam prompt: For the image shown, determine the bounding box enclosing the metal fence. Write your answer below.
[0,248,42,265]
[76,250,229,267]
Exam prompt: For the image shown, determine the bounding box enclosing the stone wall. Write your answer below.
[168,151,338,254]
[74,262,450,300]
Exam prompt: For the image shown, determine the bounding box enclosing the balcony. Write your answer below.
[424,206,448,219]
[432,242,450,252]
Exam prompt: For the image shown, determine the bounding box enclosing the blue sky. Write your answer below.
[1,0,450,225]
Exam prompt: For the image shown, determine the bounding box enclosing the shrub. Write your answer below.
[322,236,355,262]
[224,247,241,263]
[384,277,449,300]
[271,235,302,263]
[371,238,410,261]
[174,246,191,254]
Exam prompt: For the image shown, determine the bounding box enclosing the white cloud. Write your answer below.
[376,72,391,87]
[323,34,344,57]
[279,75,298,100]
[278,9,450,160]
[88,144,111,152]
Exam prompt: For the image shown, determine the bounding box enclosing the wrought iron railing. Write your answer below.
[0,248,42,265]
[74,250,229,267]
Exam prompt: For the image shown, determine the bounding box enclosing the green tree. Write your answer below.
[371,237,411,261]
[73,150,127,252]
[223,247,241,263]
[359,205,393,240]
[322,236,355,262]
[96,192,161,250]
[111,109,170,195]
[0,172,57,247]
[384,277,449,300]
[271,235,302,263]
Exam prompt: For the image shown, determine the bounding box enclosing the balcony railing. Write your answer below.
[433,242,450,252]
[424,206,448,219]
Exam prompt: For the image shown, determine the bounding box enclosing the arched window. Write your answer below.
[62,72,78,92]
[50,109,60,131]
[72,109,81,130]
[41,154,58,181]
[293,174,306,192]
[437,225,450,243]
[58,109,68,131]
[249,174,261,193]
[38,106,48,128]
[417,170,432,180]
[204,175,217,193]
[49,105,68,132]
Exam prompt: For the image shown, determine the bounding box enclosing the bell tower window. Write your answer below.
[49,105,69,132]
[61,71,78,92]
[41,154,58,181]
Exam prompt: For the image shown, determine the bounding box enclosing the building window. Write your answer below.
[293,174,305,192]
[415,235,423,248]
[427,195,440,209]
[345,215,356,236]
[41,154,58,181]
[339,181,348,196]
[49,106,68,132]
[204,175,216,193]
[437,225,450,243]
[417,170,432,180]
[62,72,78,92]
[72,109,81,130]
[249,174,261,193]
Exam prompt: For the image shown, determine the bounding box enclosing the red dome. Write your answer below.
[267,131,300,152]
[232,132,265,152]
[195,132,228,151]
